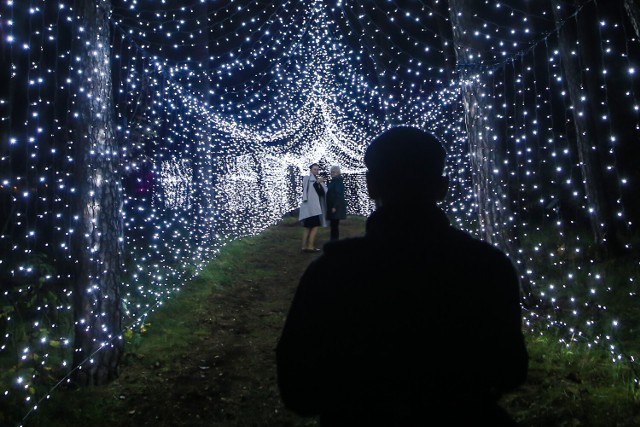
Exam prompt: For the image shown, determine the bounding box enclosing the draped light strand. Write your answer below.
[1,1,639,424]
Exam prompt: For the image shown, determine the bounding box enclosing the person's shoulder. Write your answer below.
[322,236,369,255]
[447,226,514,265]
[311,237,377,279]
[301,237,371,281]
[319,237,377,264]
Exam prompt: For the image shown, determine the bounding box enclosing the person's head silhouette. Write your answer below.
[364,126,448,206]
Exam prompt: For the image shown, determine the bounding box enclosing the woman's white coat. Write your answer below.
[298,174,327,226]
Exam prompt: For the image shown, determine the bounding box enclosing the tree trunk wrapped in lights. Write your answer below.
[551,0,625,257]
[447,0,514,253]
[625,0,640,39]
[447,0,538,304]
[71,0,124,386]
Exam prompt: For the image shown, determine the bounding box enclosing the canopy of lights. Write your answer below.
[1,0,639,422]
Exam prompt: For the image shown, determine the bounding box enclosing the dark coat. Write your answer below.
[325,175,346,220]
[276,204,528,426]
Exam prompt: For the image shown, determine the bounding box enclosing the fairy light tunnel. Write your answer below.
[1,0,639,422]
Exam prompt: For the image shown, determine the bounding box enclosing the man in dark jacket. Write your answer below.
[276,126,528,426]
[326,165,347,241]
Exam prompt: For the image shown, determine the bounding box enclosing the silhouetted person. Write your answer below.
[326,165,347,241]
[276,126,528,426]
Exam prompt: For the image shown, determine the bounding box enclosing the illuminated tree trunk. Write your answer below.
[447,0,514,253]
[625,0,640,39]
[71,0,124,386]
[552,0,624,256]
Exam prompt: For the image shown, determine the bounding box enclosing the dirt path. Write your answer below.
[108,217,366,427]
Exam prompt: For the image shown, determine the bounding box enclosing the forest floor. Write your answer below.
[21,215,640,427]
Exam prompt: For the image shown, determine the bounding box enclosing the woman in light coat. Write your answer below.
[299,163,327,252]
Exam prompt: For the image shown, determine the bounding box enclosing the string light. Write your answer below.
[0,0,638,424]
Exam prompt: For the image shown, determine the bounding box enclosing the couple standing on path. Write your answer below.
[298,163,346,252]
[278,126,529,426]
